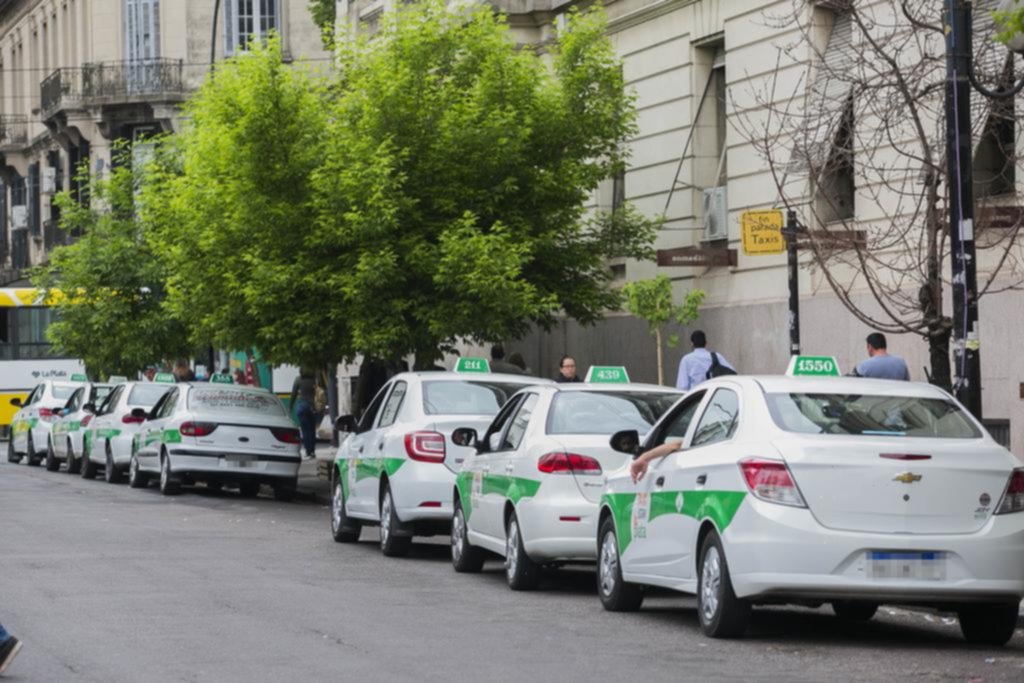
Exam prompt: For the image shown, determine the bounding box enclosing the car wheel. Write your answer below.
[331,479,361,543]
[80,447,98,479]
[238,481,260,498]
[697,530,750,638]
[159,452,181,496]
[66,438,81,474]
[45,439,59,471]
[505,511,540,591]
[597,516,644,611]
[26,432,41,466]
[128,455,148,489]
[832,601,878,621]
[105,444,122,484]
[379,484,411,557]
[451,498,485,573]
[958,604,1019,645]
[6,437,20,463]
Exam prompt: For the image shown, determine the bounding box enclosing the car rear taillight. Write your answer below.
[995,469,1024,514]
[81,415,93,427]
[405,432,445,463]
[122,414,145,424]
[271,427,301,444]
[739,458,806,508]
[537,452,603,476]
[180,421,217,437]
[39,407,58,421]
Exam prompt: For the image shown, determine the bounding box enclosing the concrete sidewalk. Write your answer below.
[294,452,333,505]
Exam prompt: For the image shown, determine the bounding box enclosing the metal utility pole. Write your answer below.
[944,1,983,419]
[211,0,222,74]
[783,210,802,357]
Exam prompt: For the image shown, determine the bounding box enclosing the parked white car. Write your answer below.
[49,382,112,473]
[131,383,301,499]
[596,375,1024,645]
[80,381,172,482]
[330,371,550,556]
[7,380,82,466]
[449,383,682,589]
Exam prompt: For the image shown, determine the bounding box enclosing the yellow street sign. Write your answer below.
[741,210,785,255]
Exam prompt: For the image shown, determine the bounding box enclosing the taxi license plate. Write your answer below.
[223,455,256,468]
[867,551,946,580]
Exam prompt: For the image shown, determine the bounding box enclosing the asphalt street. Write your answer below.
[2,455,1023,683]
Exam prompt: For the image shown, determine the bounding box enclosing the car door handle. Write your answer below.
[377,441,384,451]
[696,474,707,485]
[505,463,514,473]
[655,475,665,487]
[357,446,364,454]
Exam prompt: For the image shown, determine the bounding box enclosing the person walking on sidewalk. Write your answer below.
[854,332,911,380]
[290,366,318,461]
[676,330,735,391]
[0,623,22,676]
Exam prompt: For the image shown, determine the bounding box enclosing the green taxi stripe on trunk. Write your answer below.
[163,429,182,444]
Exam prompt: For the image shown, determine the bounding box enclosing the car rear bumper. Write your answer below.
[391,461,455,521]
[727,499,1024,604]
[519,492,599,562]
[167,449,300,480]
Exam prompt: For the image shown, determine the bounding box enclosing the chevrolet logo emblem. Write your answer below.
[893,472,923,484]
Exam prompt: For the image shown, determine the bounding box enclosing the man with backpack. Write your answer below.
[675,330,736,391]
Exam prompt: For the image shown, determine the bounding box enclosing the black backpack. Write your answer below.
[706,352,737,380]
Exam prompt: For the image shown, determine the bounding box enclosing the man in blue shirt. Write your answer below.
[855,332,911,380]
[676,331,735,391]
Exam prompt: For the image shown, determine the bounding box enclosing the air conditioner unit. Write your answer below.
[42,167,57,195]
[702,186,728,242]
[11,205,28,230]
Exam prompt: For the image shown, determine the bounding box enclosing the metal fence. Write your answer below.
[0,115,27,148]
[42,59,185,114]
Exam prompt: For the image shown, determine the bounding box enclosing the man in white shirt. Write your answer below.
[675,330,735,391]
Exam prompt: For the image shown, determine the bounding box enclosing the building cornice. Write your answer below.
[605,0,697,35]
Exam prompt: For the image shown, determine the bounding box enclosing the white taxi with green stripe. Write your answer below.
[448,374,682,590]
[80,380,172,483]
[596,374,1024,646]
[7,379,86,467]
[49,381,113,473]
[330,367,549,557]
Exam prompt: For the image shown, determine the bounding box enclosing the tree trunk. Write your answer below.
[655,327,664,386]
[926,320,953,391]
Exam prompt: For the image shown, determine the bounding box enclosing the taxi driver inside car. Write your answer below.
[596,356,1024,645]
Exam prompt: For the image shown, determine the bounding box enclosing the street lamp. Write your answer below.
[943,0,1024,420]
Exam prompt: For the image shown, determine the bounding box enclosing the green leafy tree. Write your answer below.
[311,1,657,366]
[32,151,192,379]
[143,37,337,368]
[308,0,337,50]
[623,276,705,385]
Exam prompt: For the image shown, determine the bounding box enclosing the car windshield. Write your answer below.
[128,384,171,407]
[422,381,530,416]
[765,393,982,439]
[188,387,286,417]
[52,385,77,399]
[547,391,681,435]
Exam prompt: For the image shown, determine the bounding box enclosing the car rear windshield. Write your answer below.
[128,384,171,407]
[765,393,982,439]
[52,385,76,399]
[547,391,681,435]
[188,388,286,417]
[90,386,112,403]
[422,381,530,416]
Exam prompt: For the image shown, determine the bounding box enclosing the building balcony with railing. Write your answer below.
[0,115,27,151]
[41,58,187,120]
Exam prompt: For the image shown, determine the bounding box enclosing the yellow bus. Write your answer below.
[0,288,85,439]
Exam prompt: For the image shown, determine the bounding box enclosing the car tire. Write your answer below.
[105,444,123,484]
[331,479,361,543]
[80,448,98,480]
[451,498,485,573]
[7,438,20,463]
[958,604,1019,645]
[128,455,148,489]
[697,530,750,638]
[597,516,644,611]
[505,511,540,591]
[832,601,878,622]
[66,438,81,474]
[45,439,59,471]
[159,451,181,496]
[238,481,260,498]
[26,432,41,466]
[379,484,412,557]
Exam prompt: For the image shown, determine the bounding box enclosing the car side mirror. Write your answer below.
[334,415,357,433]
[131,408,149,420]
[83,403,96,414]
[451,427,478,449]
[10,397,22,407]
[609,429,641,457]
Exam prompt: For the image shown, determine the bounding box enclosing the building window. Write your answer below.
[974,56,1016,199]
[612,169,625,212]
[125,0,161,62]
[225,0,280,55]
[816,98,855,223]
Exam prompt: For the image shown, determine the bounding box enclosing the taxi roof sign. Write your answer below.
[153,372,177,384]
[585,366,630,383]
[107,375,128,385]
[455,357,490,373]
[786,355,841,377]
[70,373,88,382]
[210,373,234,384]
